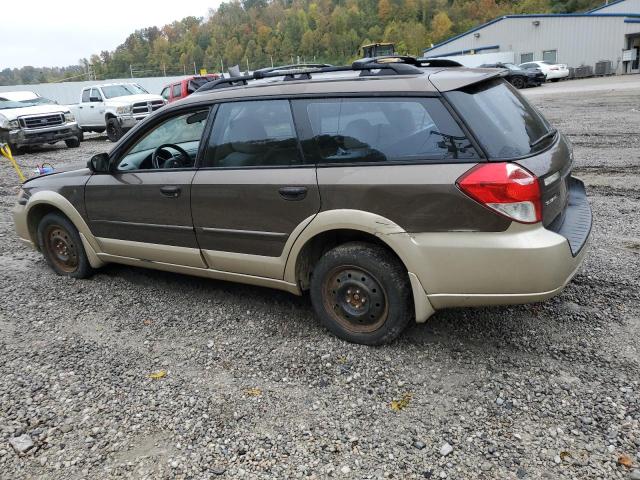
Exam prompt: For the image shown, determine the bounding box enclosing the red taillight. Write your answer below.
[456,162,542,224]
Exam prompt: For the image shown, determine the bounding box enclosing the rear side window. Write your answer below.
[203,100,301,168]
[172,84,182,99]
[446,79,552,159]
[292,97,478,164]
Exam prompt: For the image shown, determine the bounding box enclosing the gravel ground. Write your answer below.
[1,79,639,480]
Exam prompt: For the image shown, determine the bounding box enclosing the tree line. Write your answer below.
[1,0,603,85]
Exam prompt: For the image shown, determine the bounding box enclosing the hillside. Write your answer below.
[1,0,604,84]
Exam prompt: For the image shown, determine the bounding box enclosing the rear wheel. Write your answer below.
[511,76,525,89]
[310,242,412,345]
[106,118,123,142]
[37,212,94,278]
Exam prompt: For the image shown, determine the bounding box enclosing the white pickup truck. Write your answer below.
[0,90,82,154]
[69,83,165,142]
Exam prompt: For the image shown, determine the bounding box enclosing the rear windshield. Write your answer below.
[446,79,553,159]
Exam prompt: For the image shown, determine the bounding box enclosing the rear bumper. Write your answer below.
[527,76,545,86]
[1,122,81,148]
[546,70,570,80]
[408,183,591,309]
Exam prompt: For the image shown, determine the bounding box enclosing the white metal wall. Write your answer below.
[426,16,640,72]
[0,76,188,105]
[591,0,640,14]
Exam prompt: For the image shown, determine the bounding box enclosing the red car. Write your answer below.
[161,75,220,103]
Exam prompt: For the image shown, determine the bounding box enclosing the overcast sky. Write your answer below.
[0,0,224,69]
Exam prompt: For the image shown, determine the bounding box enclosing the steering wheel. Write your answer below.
[151,143,191,169]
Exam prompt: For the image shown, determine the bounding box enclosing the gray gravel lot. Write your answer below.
[1,79,639,479]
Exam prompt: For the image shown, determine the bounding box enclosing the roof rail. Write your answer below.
[254,63,334,75]
[194,59,423,93]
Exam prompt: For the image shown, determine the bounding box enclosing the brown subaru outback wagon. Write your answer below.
[13,58,592,345]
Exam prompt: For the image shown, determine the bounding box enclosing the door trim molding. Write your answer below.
[97,237,206,268]
[198,226,287,238]
[93,219,194,231]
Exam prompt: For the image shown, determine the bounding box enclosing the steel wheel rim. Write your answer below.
[45,225,78,273]
[322,265,388,333]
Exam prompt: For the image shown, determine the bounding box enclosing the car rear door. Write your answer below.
[191,99,320,279]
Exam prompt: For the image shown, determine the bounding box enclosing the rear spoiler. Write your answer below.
[428,68,507,92]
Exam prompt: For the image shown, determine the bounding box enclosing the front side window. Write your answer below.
[203,100,301,168]
[117,109,209,171]
[172,84,182,99]
[81,89,91,103]
[293,97,478,164]
[446,78,553,159]
[90,88,102,101]
[161,87,170,101]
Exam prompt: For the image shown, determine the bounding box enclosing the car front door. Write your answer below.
[85,107,211,267]
[191,99,320,279]
[87,88,105,126]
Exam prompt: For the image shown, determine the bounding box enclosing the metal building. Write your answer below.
[423,0,640,74]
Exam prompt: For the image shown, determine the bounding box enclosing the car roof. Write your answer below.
[87,83,139,88]
[173,67,503,108]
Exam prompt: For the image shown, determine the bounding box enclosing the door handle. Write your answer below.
[160,185,181,198]
[90,105,95,109]
[279,186,307,201]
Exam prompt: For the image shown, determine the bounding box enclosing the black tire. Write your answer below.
[65,138,80,148]
[550,78,560,82]
[78,130,84,142]
[106,118,123,142]
[310,242,413,345]
[7,142,23,156]
[511,76,525,89]
[37,212,94,278]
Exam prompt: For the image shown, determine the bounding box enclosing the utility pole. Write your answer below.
[193,62,197,75]
[183,64,186,75]
[270,55,274,68]
[220,58,224,74]
[246,57,250,73]
[163,64,166,76]
[130,64,134,78]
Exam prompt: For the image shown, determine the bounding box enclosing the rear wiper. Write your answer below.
[530,128,557,149]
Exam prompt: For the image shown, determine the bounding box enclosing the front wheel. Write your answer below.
[511,77,525,89]
[310,242,413,345]
[37,212,94,278]
[65,138,80,148]
[106,118,123,142]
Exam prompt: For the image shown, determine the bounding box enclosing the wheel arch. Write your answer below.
[284,209,435,323]
[24,192,104,267]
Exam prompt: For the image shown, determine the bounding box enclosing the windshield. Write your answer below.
[0,100,29,110]
[446,78,553,159]
[376,45,395,56]
[101,84,149,99]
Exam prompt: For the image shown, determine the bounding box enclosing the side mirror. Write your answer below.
[87,153,111,173]
[90,96,101,103]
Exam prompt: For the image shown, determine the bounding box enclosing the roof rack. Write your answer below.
[253,63,334,75]
[194,58,423,93]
